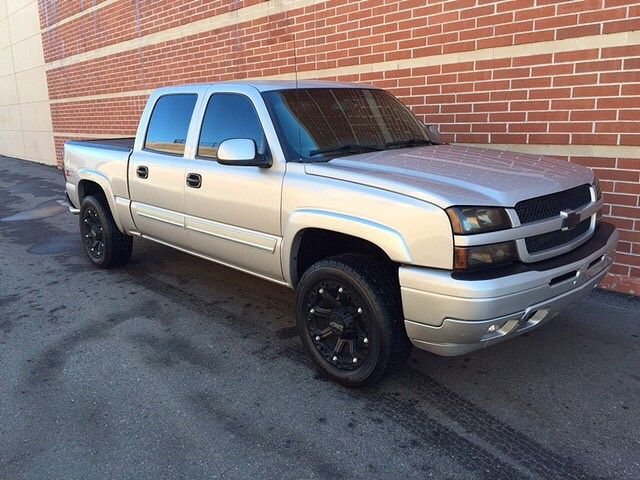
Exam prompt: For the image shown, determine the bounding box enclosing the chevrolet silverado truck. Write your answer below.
[63,81,619,386]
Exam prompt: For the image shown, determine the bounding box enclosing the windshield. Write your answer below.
[262,88,436,162]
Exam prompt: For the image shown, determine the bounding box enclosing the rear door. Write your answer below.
[128,92,199,247]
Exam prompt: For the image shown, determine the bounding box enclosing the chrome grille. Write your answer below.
[516,184,592,255]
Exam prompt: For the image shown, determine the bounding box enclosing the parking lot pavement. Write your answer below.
[0,155,638,479]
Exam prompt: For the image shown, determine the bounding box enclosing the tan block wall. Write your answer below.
[0,0,55,165]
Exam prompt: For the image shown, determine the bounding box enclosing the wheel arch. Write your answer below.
[283,209,412,287]
[77,170,124,232]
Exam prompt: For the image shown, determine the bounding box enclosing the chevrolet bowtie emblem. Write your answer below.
[560,209,581,231]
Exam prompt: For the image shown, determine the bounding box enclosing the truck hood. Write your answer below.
[304,144,594,208]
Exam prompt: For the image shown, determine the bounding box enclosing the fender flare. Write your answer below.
[282,208,412,286]
[77,169,125,232]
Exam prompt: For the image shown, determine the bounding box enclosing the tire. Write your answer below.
[295,253,412,387]
[79,194,133,269]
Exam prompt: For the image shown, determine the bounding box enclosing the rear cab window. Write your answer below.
[144,94,198,156]
[197,93,267,159]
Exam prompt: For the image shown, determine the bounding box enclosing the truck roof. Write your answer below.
[153,80,377,94]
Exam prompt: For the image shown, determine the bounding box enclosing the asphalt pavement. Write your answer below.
[0,155,638,479]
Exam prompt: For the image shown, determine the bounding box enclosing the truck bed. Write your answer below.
[65,138,135,152]
[64,138,135,209]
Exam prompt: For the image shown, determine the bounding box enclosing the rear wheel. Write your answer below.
[296,253,411,387]
[79,195,132,268]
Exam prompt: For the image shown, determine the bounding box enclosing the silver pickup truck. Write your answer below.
[64,81,619,386]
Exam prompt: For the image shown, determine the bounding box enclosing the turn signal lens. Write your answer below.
[447,207,511,234]
[454,241,517,271]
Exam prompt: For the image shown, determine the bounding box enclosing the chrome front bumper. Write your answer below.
[400,222,619,356]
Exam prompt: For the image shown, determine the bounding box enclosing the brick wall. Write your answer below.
[37,0,640,295]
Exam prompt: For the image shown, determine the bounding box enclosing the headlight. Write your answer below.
[593,176,603,200]
[454,242,517,271]
[446,207,511,234]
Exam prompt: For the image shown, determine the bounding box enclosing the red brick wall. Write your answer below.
[38,0,640,295]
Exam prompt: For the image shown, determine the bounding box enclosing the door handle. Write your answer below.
[186,172,202,188]
[136,165,149,179]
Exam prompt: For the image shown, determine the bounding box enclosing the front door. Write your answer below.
[129,93,198,247]
[183,92,284,281]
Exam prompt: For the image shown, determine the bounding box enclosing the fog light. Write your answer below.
[488,321,507,333]
[481,321,510,341]
[526,309,549,325]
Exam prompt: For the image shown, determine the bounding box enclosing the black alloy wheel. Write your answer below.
[81,206,105,261]
[296,254,411,387]
[304,279,374,372]
[79,194,133,269]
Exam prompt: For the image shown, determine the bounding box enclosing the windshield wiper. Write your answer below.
[309,144,382,157]
[384,138,435,149]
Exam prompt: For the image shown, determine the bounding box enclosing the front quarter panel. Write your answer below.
[282,163,453,285]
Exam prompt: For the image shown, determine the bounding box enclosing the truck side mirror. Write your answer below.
[217,138,272,168]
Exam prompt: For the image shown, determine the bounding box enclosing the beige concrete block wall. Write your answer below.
[0,0,55,165]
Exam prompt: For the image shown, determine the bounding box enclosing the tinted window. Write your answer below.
[262,88,433,161]
[145,94,197,155]
[198,94,266,159]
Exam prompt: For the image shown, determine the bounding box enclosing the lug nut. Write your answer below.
[338,287,344,293]
[315,335,320,341]
[363,337,369,344]
[310,308,315,314]
[357,307,363,314]
[319,288,324,294]
[352,358,358,363]
[332,356,338,362]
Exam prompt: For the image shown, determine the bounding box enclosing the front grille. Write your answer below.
[515,184,591,224]
[525,218,591,253]
[516,184,592,255]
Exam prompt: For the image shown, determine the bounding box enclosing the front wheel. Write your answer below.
[79,194,133,269]
[295,254,411,387]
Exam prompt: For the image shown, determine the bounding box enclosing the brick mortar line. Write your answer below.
[52,132,135,139]
[40,0,129,34]
[608,218,640,223]
[41,8,640,72]
[46,78,640,101]
[283,30,640,81]
[49,90,154,104]
[37,2,634,64]
[43,0,327,71]
[45,82,640,106]
[45,29,640,104]
[456,143,640,159]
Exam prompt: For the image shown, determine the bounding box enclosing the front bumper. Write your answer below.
[400,222,619,356]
